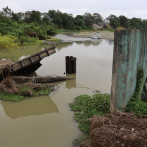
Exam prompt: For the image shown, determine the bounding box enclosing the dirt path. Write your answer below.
[69,31,114,40]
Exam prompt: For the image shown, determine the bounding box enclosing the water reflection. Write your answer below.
[105,39,114,45]
[66,74,76,89]
[83,41,91,46]
[1,96,59,119]
[91,40,102,46]
[56,42,74,52]
[0,44,48,61]
[56,40,102,52]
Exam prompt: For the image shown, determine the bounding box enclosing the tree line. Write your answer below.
[107,15,147,29]
[0,6,147,41]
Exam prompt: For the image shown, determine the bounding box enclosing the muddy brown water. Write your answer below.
[0,37,113,147]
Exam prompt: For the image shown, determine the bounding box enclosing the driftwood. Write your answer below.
[12,75,74,84]
[0,76,56,94]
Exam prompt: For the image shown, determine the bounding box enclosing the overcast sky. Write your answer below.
[1,0,147,19]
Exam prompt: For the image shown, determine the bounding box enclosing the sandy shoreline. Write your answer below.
[68,31,114,40]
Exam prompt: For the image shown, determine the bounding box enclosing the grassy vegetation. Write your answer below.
[57,28,94,34]
[46,38,61,42]
[125,67,147,116]
[99,28,114,32]
[0,87,51,102]
[57,29,75,33]
[0,92,26,101]
[18,36,43,46]
[0,35,18,50]
[69,91,110,144]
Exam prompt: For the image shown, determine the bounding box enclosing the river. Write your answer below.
[0,36,113,147]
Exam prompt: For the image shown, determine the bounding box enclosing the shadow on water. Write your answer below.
[1,96,59,119]
[66,74,76,89]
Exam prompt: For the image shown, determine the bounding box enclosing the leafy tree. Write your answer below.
[48,10,56,21]
[12,12,20,21]
[107,14,120,29]
[142,19,147,29]
[29,10,41,23]
[130,18,143,29]
[24,11,31,23]
[74,15,84,28]
[2,6,13,18]
[93,13,103,24]
[83,12,94,28]
[16,12,24,20]
[119,15,130,28]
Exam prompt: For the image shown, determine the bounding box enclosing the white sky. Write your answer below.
[0,0,147,19]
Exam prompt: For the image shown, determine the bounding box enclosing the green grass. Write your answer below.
[69,91,110,144]
[57,29,94,34]
[98,28,114,32]
[0,92,26,101]
[57,29,75,34]
[19,40,43,46]
[18,37,43,46]
[46,38,61,42]
[0,87,51,102]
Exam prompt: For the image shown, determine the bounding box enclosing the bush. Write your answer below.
[20,36,39,43]
[46,36,51,39]
[0,35,18,50]
[76,26,81,31]
[69,92,110,135]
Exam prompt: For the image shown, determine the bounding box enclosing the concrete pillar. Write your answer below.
[110,29,147,111]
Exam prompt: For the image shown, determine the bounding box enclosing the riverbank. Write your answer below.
[18,40,43,46]
[42,38,62,44]
[68,31,114,40]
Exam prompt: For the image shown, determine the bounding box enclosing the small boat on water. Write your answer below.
[91,34,101,39]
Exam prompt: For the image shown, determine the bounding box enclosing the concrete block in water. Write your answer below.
[110,29,147,111]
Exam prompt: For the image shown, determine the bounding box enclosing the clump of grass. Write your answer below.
[69,91,110,144]
[46,38,61,42]
[0,87,51,102]
[0,35,18,50]
[0,92,25,101]
[18,36,43,46]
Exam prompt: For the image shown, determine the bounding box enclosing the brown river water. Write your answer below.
[0,36,113,147]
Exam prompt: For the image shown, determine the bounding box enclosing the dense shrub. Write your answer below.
[0,35,18,50]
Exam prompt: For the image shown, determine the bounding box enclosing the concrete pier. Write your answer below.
[110,29,147,111]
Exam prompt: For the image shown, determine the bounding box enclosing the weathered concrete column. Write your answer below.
[110,29,147,111]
